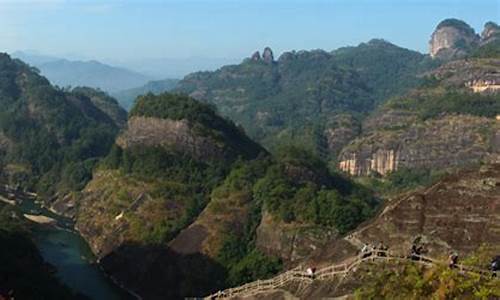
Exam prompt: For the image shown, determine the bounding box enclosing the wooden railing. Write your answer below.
[203,249,499,299]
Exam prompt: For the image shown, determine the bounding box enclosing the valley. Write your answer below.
[0,14,499,300]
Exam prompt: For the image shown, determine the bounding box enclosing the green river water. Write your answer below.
[16,196,135,300]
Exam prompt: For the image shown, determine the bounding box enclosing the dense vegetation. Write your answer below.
[213,158,283,286]
[174,41,435,152]
[355,246,500,299]
[358,167,448,197]
[212,149,377,287]
[71,87,128,127]
[436,18,477,35]
[471,39,500,58]
[0,54,124,196]
[254,147,378,234]
[331,39,439,105]
[103,145,229,244]
[386,89,500,120]
[0,204,85,299]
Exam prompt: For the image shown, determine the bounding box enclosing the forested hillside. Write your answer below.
[175,40,436,154]
[0,53,125,206]
[75,93,378,298]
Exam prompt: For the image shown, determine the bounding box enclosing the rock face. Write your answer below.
[247,164,500,299]
[481,21,500,45]
[353,163,500,256]
[323,114,361,158]
[116,116,227,161]
[338,115,500,176]
[251,51,261,61]
[262,47,274,63]
[429,19,479,59]
[430,58,500,93]
[255,212,337,263]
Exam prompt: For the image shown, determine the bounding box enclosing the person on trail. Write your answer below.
[490,256,500,277]
[449,252,459,269]
[410,244,423,261]
[306,267,316,279]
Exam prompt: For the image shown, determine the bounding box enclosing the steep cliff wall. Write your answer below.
[353,163,500,256]
[116,116,227,161]
[429,19,479,60]
[255,212,337,264]
[338,115,499,176]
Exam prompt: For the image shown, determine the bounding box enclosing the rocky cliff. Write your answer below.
[116,116,228,162]
[429,19,500,60]
[227,163,500,299]
[338,114,499,176]
[351,164,500,256]
[337,49,500,176]
[76,93,267,298]
[429,19,479,60]
[255,212,337,264]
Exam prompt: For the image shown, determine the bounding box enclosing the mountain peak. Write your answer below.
[262,47,274,63]
[481,21,500,44]
[429,18,479,59]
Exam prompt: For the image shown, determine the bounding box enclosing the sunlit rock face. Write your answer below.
[116,116,227,161]
[429,19,479,60]
[338,115,500,176]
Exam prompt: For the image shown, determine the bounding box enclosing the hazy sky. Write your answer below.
[0,0,498,62]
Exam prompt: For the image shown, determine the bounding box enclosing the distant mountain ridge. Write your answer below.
[11,51,152,93]
[112,78,179,110]
[174,39,436,155]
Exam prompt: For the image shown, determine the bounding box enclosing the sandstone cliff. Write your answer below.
[231,164,500,299]
[116,116,228,162]
[338,114,499,176]
[351,164,500,256]
[429,19,479,60]
[255,212,337,264]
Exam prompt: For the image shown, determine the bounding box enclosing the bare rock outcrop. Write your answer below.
[338,115,500,176]
[429,19,479,60]
[262,47,274,63]
[353,163,500,256]
[116,116,226,161]
[255,212,337,264]
[251,51,261,61]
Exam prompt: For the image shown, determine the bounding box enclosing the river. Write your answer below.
[11,191,134,300]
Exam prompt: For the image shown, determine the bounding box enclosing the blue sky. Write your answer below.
[0,0,498,62]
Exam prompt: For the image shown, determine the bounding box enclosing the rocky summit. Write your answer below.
[429,19,480,59]
[430,19,500,60]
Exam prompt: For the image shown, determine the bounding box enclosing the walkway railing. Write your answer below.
[203,249,499,299]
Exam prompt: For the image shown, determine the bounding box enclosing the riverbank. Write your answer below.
[0,195,16,205]
[0,187,138,300]
[24,214,58,225]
